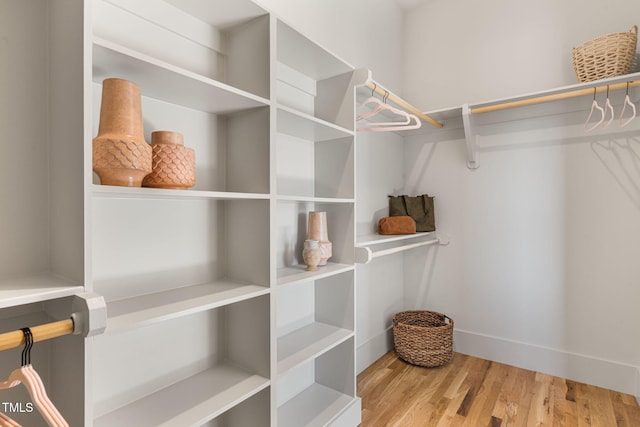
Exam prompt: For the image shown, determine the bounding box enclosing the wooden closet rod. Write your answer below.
[0,319,74,352]
[366,81,444,129]
[471,79,640,115]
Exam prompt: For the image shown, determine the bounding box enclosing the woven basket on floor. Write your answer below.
[392,310,453,368]
[572,25,638,82]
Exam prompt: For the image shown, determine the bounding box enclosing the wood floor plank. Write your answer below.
[464,362,509,426]
[586,384,620,427]
[552,376,574,426]
[491,363,522,424]
[526,378,553,426]
[357,351,640,426]
[437,381,470,427]
[513,366,537,427]
[456,357,491,417]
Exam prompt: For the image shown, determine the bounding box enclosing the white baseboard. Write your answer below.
[356,327,394,375]
[454,329,638,396]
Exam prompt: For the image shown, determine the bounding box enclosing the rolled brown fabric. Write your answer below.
[378,216,416,235]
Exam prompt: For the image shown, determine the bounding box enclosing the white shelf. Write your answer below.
[105,281,270,334]
[92,38,269,114]
[468,71,640,116]
[278,383,355,427]
[391,72,640,167]
[277,322,353,374]
[397,72,640,167]
[356,231,438,247]
[162,0,267,28]
[276,195,354,204]
[0,275,84,309]
[277,263,354,287]
[461,72,640,168]
[92,185,270,201]
[94,364,269,427]
[277,106,353,141]
[276,20,353,81]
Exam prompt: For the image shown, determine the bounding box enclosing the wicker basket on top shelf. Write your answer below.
[572,25,638,82]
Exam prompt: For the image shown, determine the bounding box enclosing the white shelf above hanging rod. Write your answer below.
[462,72,640,169]
[470,76,640,115]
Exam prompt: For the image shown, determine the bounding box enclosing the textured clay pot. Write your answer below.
[142,131,196,189]
[307,211,332,266]
[92,78,152,187]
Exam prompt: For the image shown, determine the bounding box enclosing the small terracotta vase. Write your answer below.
[307,211,332,266]
[142,131,196,189]
[302,240,321,271]
[93,78,152,187]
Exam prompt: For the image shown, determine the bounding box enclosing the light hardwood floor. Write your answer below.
[357,351,640,426]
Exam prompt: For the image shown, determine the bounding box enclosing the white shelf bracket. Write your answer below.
[462,104,479,169]
[354,246,374,264]
[71,292,108,337]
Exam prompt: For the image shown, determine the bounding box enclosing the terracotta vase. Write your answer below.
[307,211,332,266]
[142,131,196,189]
[92,78,152,187]
[302,239,321,271]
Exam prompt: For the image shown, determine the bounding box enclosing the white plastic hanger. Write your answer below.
[585,88,605,132]
[357,89,422,132]
[358,102,413,128]
[0,329,68,427]
[356,88,411,126]
[356,96,389,121]
[358,112,422,132]
[356,85,392,121]
[619,82,636,127]
[358,102,412,126]
[602,86,615,128]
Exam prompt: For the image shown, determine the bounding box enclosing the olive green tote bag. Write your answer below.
[388,194,436,232]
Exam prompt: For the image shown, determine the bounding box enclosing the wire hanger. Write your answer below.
[585,87,605,132]
[619,82,636,127]
[0,328,69,427]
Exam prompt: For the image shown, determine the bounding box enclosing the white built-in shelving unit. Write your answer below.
[1,0,360,426]
[273,16,360,427]
[90,0,273,425]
